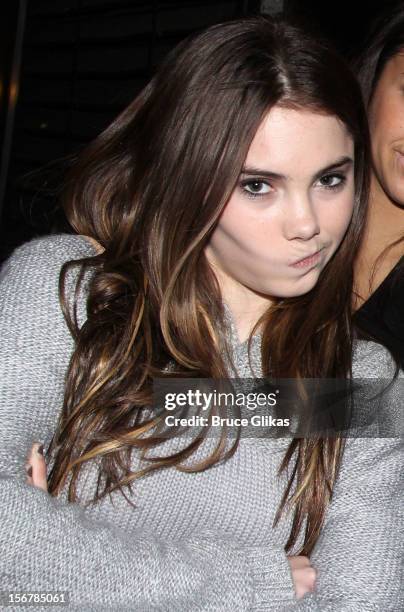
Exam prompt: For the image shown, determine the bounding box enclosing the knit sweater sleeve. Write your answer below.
[287,343,404,611]
[0,235,296,611]
[288,436,403,612]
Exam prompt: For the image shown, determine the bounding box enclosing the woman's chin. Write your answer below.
[256,271,322,300]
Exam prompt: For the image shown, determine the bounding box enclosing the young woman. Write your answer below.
[1,15,402,611]
[353,6,404,367]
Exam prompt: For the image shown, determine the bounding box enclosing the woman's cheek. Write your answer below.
[332,191,355,239]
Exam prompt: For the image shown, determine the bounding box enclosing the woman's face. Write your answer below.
[368,51,404,206]
[205,106,355,304]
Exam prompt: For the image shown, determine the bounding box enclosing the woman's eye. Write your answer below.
[242,180,273,198]
[317,173,346,189]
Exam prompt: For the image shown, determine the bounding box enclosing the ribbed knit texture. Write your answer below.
[0,234,402,611]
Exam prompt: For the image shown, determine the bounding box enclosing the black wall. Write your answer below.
[0,0,260,261]
[0,0,400,262]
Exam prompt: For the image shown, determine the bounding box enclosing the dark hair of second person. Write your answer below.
[352,5,404,368]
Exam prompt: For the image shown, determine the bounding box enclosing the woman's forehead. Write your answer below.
[378,51,404,85]
[244,107,354,178]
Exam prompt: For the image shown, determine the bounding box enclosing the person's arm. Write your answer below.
[24,435,404,612]
[290,343,403,611]
[1,473,297,611]
[0,235,298,611]
[291,435,403,611]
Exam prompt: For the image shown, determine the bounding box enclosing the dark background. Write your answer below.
[0,0,402,262]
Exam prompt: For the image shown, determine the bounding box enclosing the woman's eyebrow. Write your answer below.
[240,167,284,180]
[240,156,354,181]
[312,156,354,180]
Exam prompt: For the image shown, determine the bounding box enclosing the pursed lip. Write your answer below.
[290,248,323,267]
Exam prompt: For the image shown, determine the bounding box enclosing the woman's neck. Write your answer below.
[354,173,404,307]
[206,258,271,343]
[224,299,268,344]
[220,283,271,345]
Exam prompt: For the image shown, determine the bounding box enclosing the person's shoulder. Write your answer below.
[352,339,403,378]
[352,340,403,438]
[1,233,98,290]
[1,233,97,271]
[0,234,98,325]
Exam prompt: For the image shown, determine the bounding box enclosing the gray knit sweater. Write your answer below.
[0,234,402,611]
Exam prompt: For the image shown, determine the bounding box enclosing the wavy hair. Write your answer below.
[46,15,370,556]
[353,4,404,107]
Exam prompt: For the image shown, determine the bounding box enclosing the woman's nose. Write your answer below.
[282,195,320,241]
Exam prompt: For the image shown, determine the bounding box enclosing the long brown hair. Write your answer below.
[47,15,370,556]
